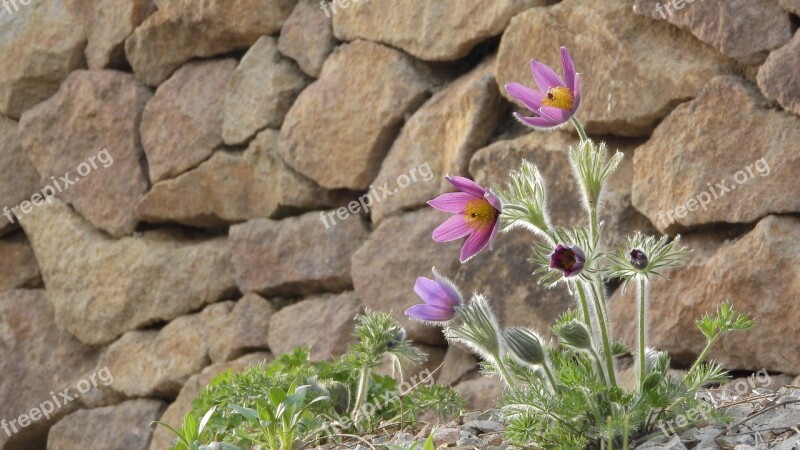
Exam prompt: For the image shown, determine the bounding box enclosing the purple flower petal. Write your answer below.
[428,192,473,213]
[505,82,543,112]
[405,304,455,322]
[513,112,560,129]
[460,225,493,263]
[561,47,576,91]
[414,277,449,307]
[432,214,472,242]
[485,191,502,211]
[530,59,565,92]
[572,73,582,113]
[431,268,462,308]
[487,213,501,251]
[445,176,485,197]
[538,106,573,126]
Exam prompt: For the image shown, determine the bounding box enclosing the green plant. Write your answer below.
[163,312,464,449]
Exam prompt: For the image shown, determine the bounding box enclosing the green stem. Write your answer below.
[541,361,559,393]
[686,334,720,378]
[351,367,371,421]
[590,279,617,387]
[494,353,519,394]
[575,282,594,337]
[638,277,647,392]
[571,116,588,142]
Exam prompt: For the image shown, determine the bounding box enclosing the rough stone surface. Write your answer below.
[454,376,505,411]
[222,37,310,145]
[19,199,237,346]
[331,0,546,61]
[18,70,151,237]
[279,40,433,190]
[438,346,479,387]
[141,59,236,183]
[632,76,800,233]
[371,58,502,224]
[778,0,800,14]
[0,290,99,450]
[268,292,362,361]
[124,0,297,86]
[351,209,462,345]
[0,233,41,291]
[456,131,649,339]
[47,399,166,450]
[633,0,792,65]
[277,0,336,77]
[611,215,800,374]
[0,116,40,235]
[497,0,733,136]
[230,211,368,296]
[98,300,270,398]
[137,129,328,227]
[758,32,800,118]
[84,0,156,69]
[0,0,86,118]
[148,353,271,450]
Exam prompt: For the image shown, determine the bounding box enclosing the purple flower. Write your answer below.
[550,244,585,278]
[629,249,648,270]
[428,176,501,263]
[505,47,581,129]
[405,268,463,322]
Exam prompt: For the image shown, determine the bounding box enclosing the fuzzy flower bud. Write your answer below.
[557,320,593,351]
[629,249,648,270]
[504,327,546,366]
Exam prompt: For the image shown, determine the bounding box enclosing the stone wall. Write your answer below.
[0,0,798,448]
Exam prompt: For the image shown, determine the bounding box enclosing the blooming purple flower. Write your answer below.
[405,268,463,322]
[550,244,585,277]
[428,176,501,263]
[505,47,581,129]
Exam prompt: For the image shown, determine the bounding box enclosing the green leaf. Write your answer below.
[269,387,287,407]
[423,431,435,450]
[198,405,216,436]
[229,404,259,424]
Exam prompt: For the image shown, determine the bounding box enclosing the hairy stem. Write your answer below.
[638,277,647,392]
[590,279,617,387]
[494,353,519,394]
[571,116,588,142]
[686,334,720,378]
[351,367,371,421]
[575,282,594,337]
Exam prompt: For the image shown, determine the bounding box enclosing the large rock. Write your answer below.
[47,399,165,450]
[496,0,732,136]
[633,0,792,65]
[0,116,39,235]
[331,0,546,61]
[268,292,362,361]
[454,376,505,411]
[0,290,99,450]
[438,346,479,387]
[758,33,800,118]
[277,0,336,77]
[148,353,271,450]
[370,58,503,224]
[230,211,368,296]
[611,215,800,374]
[124,0,297,86]
[351,209,462,345]
[455,131,651,339]
[279,40,433,190]
[222,37,310,145]
[632,76,800,234]
[84,0,156,69]
[0,233,40,291]
[140,59,236,184]
[18,199,237,345]
[778,0,800,14]
[18,70,151,237]
[99,299,272,398]
[0,0,86,118]
[137,129,328,227]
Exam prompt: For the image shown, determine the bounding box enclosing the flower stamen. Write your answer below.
[542,86,575,110]
[464,198,498,231]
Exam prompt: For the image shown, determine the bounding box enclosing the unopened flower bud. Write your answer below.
[629,249,648,270]
[504,327,546,365]
[557,321,593,350]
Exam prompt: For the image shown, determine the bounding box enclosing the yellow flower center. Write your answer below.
[541,86,574,110]
[464,198,498,231]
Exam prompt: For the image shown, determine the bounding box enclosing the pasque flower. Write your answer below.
[429,176,501,263]
[505,47,581,129]
[405,268,463,322]
[550,244,585,277]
